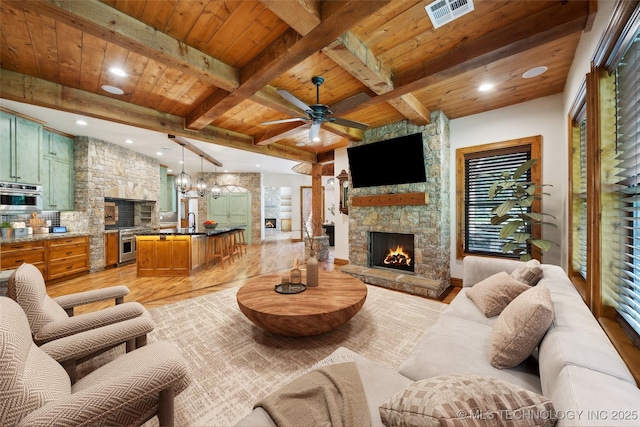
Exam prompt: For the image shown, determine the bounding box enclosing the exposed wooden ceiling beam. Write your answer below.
[169,135,223,167]
[0,69,316,164]
[185,0,391,130]
[332,1,591,115]
[254,122,307,146]
[261,0,321,36]
[323,32,431,125]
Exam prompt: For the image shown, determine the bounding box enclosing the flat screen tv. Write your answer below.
[347,133,426,188]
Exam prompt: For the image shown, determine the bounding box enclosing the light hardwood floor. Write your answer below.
[46,237,458,315]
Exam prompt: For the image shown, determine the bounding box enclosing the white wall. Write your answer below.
[449,94,566,279]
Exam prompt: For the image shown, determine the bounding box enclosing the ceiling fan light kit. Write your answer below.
[262,76,369,142]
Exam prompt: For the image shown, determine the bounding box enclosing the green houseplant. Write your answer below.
[1,221,14,239]
[488,158,557,261]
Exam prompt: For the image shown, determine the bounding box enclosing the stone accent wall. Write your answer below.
[344,112,451,298]
[195,172,262,244]
[70,136,161,271]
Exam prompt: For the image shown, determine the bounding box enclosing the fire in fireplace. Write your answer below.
[265,218,277,228]
[369,232,415,273]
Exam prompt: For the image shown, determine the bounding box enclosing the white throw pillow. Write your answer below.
[466,271,531,317]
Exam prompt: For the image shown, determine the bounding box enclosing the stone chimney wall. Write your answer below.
[344,112,451,298]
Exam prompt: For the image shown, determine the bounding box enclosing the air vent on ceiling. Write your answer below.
[425,0,474,29]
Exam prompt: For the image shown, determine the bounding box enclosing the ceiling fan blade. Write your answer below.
[309,121,322,141]
[330,92,371,114]
[276,89,312,113]
[331,117,369,130]
[261,117,308,125]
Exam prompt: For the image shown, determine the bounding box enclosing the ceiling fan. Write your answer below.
[262,76,369,142]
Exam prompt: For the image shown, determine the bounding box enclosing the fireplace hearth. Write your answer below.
[369,232,414,273]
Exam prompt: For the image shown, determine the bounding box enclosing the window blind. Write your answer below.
[612,33,640,338]
[577,117,588,279]
[464,149,531,256]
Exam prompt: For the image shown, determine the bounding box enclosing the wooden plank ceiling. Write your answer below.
[0,0,594,165]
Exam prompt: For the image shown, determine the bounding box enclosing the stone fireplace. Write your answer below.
[341,112,450,298]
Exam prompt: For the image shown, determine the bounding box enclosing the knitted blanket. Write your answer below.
[255,362,371,427]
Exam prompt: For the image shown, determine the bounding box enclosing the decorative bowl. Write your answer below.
[203,223,218,229]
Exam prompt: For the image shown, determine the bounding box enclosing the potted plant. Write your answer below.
[1,221,14,239]
[488,158,557,261]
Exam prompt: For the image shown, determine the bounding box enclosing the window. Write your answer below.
[569,84,588,282]
[456,136,542,259]
[603,30,640,341]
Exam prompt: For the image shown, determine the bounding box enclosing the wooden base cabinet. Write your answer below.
[105,233,118,267]
[0,241,46,277]
[137,235,190,277]
[48,236,89,281]
[0,235,89,283]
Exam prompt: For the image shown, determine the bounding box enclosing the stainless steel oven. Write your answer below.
[0,182,43,212]
[118,228,138,264]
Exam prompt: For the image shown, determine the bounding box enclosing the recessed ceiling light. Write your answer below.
[156,152,163,156]
[109,67,127,77]
[167,169,172,173]
[125,139,133,144]
[522,66,548,79]
[101,85,124,95]
[75,120,88,126]
[478,83,494,92]
[256,164,260,168]
[179,160,184,164]
[312,136,320,142]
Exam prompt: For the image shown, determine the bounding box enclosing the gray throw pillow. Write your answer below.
[466,271,531,317]
[511,259,544,286]
[490,285,554,369]
[379,374,557,427]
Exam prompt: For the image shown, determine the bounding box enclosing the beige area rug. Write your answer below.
[88,284,446,426]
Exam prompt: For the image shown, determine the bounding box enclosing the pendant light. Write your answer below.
[174,143,191,195]
[195,155,208,197]
[210,165,221,199]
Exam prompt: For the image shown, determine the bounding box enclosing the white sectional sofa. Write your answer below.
[237,256,640,426]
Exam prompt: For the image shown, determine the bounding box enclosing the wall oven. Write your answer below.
[0,182,43,212]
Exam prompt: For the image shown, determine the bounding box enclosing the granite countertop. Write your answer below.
[136,226,245,236]
[0,231,91,244]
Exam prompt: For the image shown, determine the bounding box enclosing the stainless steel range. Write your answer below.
[118,227,151,264]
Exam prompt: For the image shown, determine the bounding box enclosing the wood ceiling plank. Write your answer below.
[0,69,316,164]
[261,0,321,36]
[56,22,83,88]
[138,0,177,31]
[162,0,206,41]
[187,1,234,52]
[80,33,108,94]
[22,0,240,92]
[23,10,60,83]
[0,4,39,74]
[185,0,390,130]
[254,122,307,146]
[128,59,167,105]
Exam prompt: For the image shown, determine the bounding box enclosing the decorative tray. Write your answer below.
[274,283,306,294]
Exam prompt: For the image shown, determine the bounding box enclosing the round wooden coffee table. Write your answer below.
[236,270,367,336]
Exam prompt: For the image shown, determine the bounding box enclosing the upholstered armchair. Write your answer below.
[0,296,191,427]
[8,263,155,382]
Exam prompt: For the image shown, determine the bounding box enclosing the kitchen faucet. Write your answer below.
[188,212,196,231]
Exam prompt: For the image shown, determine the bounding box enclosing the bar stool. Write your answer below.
[206,234,232,269]
[235,228,247,256]
[229,231,241,261]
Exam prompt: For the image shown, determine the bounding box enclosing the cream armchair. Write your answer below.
[0,296,191,427]
[8,263,155,382]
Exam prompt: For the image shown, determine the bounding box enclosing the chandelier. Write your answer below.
[174,143,191,195]
[195,155,208,197]
[210,165,221,199]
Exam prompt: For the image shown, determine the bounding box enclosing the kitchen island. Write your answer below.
[135,227,244,277]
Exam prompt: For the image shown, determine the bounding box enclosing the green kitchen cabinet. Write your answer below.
[0,112,43,184]
[42,130,74,211]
